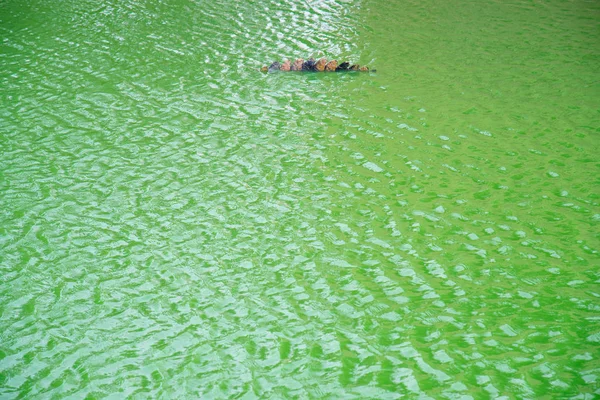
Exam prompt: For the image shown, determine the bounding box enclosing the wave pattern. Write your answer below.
[1,0,598,398]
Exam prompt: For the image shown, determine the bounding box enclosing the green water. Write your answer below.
[1,0,599,398]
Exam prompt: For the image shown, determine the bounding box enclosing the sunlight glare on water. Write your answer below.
[0,0,598,398]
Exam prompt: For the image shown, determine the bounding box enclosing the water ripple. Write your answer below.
[1,0,599,398]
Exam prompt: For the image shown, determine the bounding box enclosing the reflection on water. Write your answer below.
[1,0,598,398]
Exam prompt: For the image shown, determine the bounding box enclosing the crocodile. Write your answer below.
[261,58,374,73]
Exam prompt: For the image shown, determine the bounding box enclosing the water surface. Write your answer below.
[1,0,599,398]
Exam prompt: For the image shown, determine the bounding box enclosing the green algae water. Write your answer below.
[1,0,599,398]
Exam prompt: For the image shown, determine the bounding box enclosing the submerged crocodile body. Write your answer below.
[261,57,374,73]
